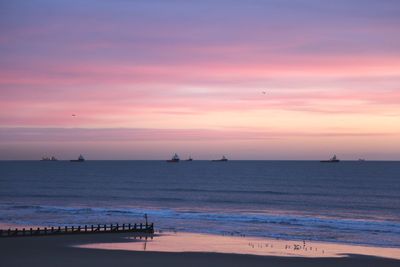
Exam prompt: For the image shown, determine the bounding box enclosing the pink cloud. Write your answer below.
[1,82,400,128]
[1,127,397,143]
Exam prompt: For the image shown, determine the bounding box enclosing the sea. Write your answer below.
[1,160,399,248]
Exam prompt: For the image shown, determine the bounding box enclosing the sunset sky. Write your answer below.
[1,0,400,160]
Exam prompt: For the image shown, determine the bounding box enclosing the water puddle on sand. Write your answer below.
[77,232,400,260]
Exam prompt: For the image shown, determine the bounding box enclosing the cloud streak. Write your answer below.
[2,127,398,143]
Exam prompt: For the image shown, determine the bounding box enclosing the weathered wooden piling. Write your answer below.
[0,222,154,238]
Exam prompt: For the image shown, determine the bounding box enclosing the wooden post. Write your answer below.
[0,222,155,237]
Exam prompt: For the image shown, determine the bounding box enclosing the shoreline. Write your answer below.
[77,231,400,260]
[1,232,399,267]
[2,222,400,251]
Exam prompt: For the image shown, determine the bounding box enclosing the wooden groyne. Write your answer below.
[0,223,154,238]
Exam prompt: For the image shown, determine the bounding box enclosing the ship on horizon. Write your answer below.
[70,154,85,162]
[320,155,340,163]
[41,156,58,161]
[167,153,180,163]
[212,155,228,162]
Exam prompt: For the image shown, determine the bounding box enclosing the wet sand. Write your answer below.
[79,232,400,259]
[1,232,399,267]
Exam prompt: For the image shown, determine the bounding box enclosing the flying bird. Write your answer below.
[262,91,266,94]
[72,114,76,117]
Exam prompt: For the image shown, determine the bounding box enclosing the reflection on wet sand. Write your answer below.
[77,232,400,260]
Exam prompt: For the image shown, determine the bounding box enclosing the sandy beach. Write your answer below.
[1,232,399,267]
[78,232,400,260]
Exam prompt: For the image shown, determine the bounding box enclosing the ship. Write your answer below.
[212,155,228,162]
[41,156,58,161]
[167,153,180,163]
[186,156,193,161]
[70,154,85,162]
[320,155,340,163]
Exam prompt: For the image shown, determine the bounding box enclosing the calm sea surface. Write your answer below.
[1,161,399,247]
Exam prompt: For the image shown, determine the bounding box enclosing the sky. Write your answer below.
[1,0,400,160]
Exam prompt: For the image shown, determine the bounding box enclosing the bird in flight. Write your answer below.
[262,91,266,94]
[72,114,76,117]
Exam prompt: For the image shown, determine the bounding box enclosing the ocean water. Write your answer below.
[1,160,399,248]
